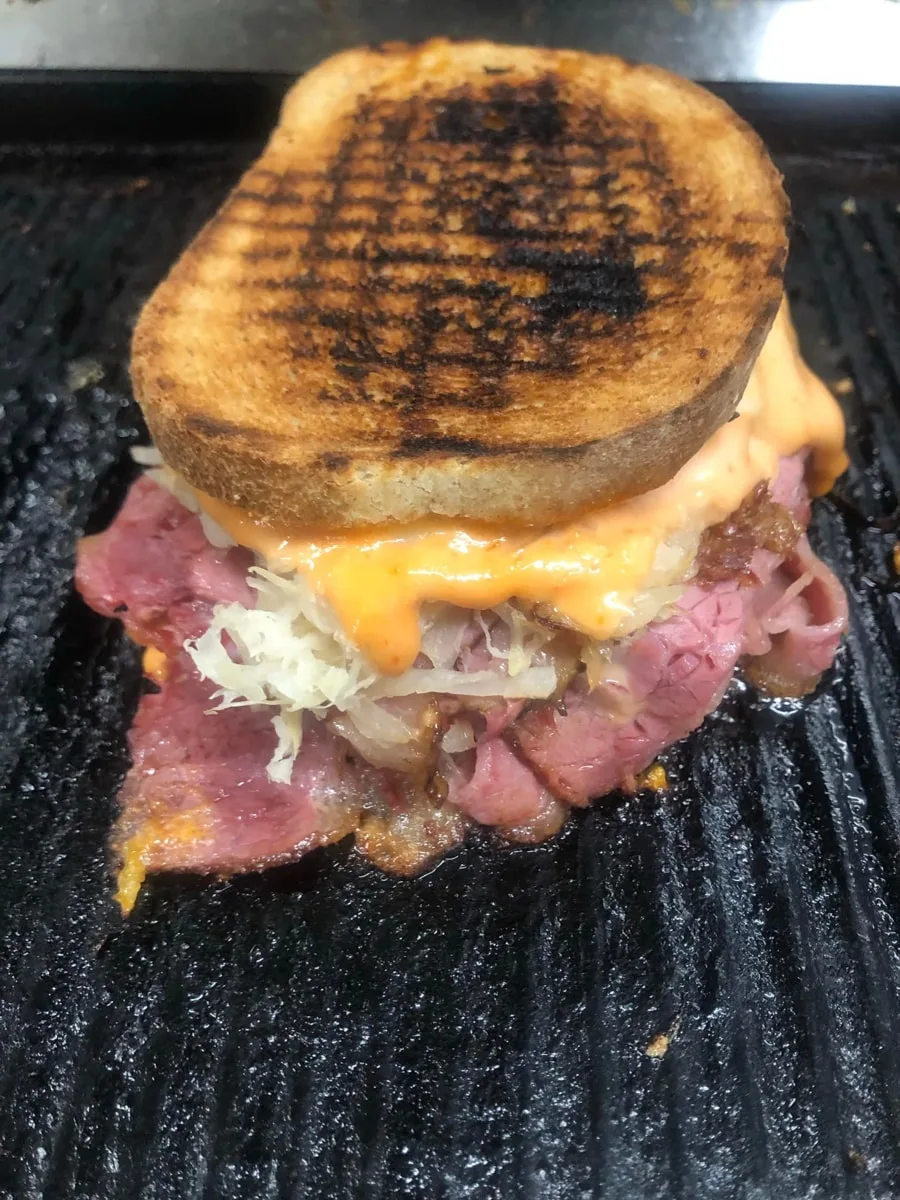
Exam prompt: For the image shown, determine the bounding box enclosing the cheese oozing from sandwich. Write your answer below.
[193,304,847,676]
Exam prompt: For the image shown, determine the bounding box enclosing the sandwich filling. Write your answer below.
[187,305,845,680]
[76,302,849,911]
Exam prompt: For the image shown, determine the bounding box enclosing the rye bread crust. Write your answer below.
[132,39,789,529]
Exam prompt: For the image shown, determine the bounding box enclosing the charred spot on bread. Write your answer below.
[502,244,645,325]
[242,74,661,426]
[319,452,350,470]
[431,77,564,147]
[393,434,514,457]
[727,240,758,259]
[133,41,789,527]
[184,414,256,440]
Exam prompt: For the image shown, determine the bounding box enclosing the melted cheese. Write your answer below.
[142,646,169,683]
[196,304,847,676]
[637,763,669,792]
[115,810,208,914]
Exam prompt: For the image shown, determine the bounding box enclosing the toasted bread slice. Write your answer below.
[133,39,788,529]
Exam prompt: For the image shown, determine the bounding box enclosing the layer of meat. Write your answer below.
[113,651,466,906]
[75,458,848,890]
[76,475,254,652]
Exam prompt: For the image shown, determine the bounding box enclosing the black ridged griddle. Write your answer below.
[0,84,899,1200]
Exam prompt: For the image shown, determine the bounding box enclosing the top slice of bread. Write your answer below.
[132,39,789,529]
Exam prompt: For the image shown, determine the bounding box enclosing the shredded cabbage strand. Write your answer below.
[186,570,558,784]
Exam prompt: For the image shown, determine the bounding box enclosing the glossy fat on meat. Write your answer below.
[742,535,848,696]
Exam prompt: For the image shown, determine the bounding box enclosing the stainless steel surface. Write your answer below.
[0,0,899,84]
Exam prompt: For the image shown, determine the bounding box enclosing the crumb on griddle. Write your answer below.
[637,762,669,792]
[66,358,105,392]
[646,1015,682,1059]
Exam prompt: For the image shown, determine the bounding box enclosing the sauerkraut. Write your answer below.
[186,570,558,783]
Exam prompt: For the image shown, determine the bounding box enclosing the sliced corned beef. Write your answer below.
[117,652,363,874]
[447,737,556,827]
[77,458,848,882]
[513,583,745,806]
[76,475,255,652]
[118,653,467,879]
[742,534,848,696]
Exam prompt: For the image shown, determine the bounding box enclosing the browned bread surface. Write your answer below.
[132,39,789,528]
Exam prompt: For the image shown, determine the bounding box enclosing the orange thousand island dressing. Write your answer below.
[194,303,847,676]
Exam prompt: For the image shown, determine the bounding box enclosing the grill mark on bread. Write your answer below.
[391,434,591,458]
[231,76,694,430]
[133,44,790,527]
[185,414,254,440]
[728,240,757,259]
[237,190,642,218]
[228,216,726,259]
[501,244,644,323]
[319,452,350,470]
[227,215,659,247]
[431,76,564,146]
